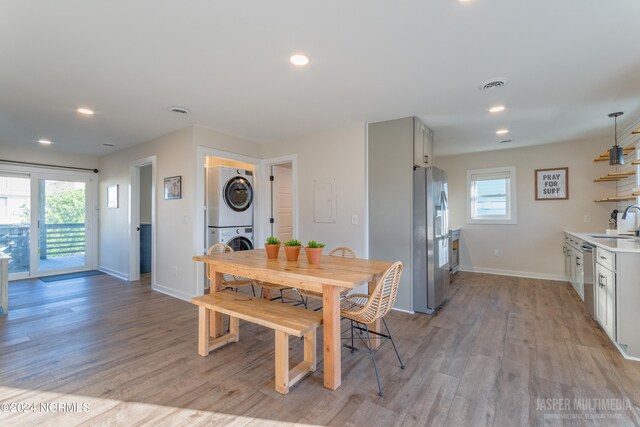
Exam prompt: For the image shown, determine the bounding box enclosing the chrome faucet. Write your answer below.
[622,205,640,237]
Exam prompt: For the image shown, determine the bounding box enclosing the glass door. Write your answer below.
[37,179,88,273]
[0,174,31,279]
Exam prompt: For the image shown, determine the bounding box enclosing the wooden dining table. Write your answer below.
[193,249,394,390]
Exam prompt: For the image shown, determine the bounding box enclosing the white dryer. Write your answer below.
[207,166,254,227]
[208,226,254,251]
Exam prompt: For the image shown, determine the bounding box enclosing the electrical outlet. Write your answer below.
[351,214,358,225]
[493,249,501,257]
[584,214,592,223]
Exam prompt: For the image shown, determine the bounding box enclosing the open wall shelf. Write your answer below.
[594,171,637,182]
[594,195,638,203]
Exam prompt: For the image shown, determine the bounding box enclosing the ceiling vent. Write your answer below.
[480,78,509,91]
[498,139,512,144]
[168,106,191,115]
[103,143,115,147]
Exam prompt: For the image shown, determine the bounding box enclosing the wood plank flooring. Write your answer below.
[1,272,640,426]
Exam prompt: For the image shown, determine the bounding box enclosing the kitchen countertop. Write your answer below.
[565,231,640,253]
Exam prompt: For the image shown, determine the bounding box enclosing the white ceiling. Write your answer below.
[1,0,639,157]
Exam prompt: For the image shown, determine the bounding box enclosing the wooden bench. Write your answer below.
[191,291,323,394]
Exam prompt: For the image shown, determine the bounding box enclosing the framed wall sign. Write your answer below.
[535,167,568,200]
[107,185,119,208]
[164,176,182,200]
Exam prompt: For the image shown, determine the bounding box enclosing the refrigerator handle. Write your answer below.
[441,190,449,237]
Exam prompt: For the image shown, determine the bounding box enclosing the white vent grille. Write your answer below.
[480,78,509,91]
[168,106,191,115]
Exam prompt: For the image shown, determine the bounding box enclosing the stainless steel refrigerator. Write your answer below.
[413,166,449,314]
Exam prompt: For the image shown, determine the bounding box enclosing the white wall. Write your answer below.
[98,125,261,300]
[435,137,611,280]
[261,123,367,256]
[98,127,194,291]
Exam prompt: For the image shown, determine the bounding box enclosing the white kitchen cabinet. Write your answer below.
[563,233,585,301]
[574,252,584,300]
[564,231,640,359]
[595,261,615,341]
[413,118,433,167]
[563,245,571,280]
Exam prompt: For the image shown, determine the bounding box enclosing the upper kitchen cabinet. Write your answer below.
[414,118,434,168]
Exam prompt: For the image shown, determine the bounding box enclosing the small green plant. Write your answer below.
[266,236,281,245]
[283,239,302,247]
[306,240,325,248]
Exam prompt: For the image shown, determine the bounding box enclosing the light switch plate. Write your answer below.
[351,214,358,225]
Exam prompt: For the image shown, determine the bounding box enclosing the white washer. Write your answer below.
[208,226,254,251]
[207,166,254,227]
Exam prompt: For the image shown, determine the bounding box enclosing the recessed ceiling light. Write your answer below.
[290,54,309,66]
[77,108,95,115]
[496,129,509,135]
[38,139,52,145]
[489,105,505,113]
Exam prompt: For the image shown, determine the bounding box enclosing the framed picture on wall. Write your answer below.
[535,167,568,200]
[164,176,182,200]
[107,185,119,208]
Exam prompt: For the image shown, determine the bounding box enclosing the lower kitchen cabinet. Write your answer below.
[562,234,584,301]
[565,231,640,359]
[595,262,615,340]
[574,252,584,300]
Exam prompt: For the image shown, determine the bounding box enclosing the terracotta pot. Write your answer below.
[265,244,281,259]
[284,245,301,261]
[305,247,324,265]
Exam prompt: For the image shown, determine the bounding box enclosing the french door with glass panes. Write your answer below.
[0,168,96,280]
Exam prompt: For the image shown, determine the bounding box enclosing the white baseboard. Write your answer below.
[391,307,415,315]
[458,265,565,282]
[615,342,640,362]
[98,266,129,281]
[152,284,195,302]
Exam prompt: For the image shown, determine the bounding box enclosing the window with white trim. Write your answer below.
[466,166,517,224]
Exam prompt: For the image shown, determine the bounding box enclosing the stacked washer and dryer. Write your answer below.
[207,166,254,251]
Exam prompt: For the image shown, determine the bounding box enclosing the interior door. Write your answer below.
[271,165,293,241]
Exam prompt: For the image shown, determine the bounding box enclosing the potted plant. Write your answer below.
[283,239,302,261]
[305,240,325,265]
[265,236,281,259]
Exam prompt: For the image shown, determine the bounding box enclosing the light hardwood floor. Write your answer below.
[1,272,640,426]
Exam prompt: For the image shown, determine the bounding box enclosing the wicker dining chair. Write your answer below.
[207,243,256,296]
[297,246,356,310]
[340,261,405,397]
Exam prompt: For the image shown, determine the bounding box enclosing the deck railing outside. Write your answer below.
[0,223,85,273]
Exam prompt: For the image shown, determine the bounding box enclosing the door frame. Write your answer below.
[129,156,157,285]
[262,155,298,244]
[194,146,262,296]
[0,164,98,280]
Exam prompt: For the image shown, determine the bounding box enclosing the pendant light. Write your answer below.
[608,111,624,165]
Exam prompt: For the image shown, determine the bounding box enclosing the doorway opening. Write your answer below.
[129,156,156,285]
